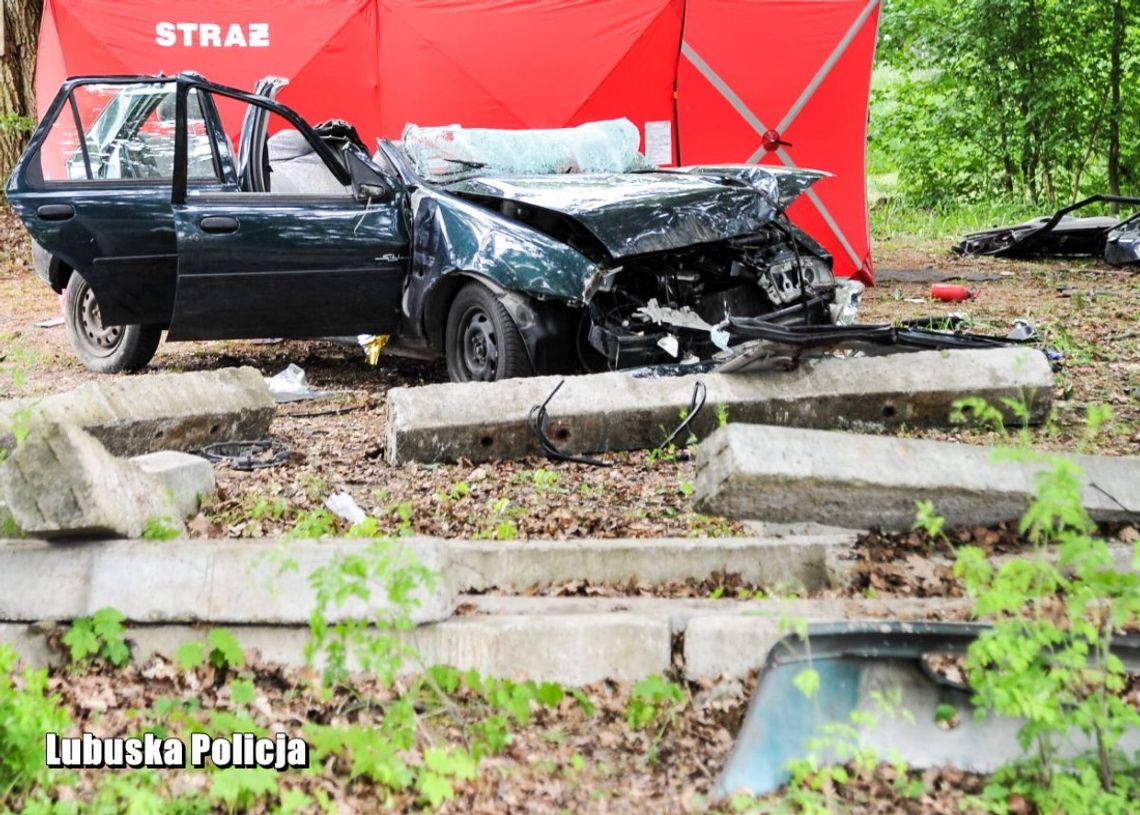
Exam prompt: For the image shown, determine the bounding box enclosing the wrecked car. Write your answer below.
[954,194,1140,265]
[7,73,850,381]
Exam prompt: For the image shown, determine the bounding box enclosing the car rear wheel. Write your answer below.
[445,282,532,382]
[63,273,162,373]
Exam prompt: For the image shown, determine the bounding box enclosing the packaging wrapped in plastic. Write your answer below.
[400,118,654,183]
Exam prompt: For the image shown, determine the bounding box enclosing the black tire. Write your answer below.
[63,273,162,373]
[444,282,533,382]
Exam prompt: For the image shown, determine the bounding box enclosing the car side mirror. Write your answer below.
[356,182,391,202]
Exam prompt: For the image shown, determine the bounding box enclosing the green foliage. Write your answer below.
[912,499,946,540]
[625,675,685,732]
[792,668,820,701]
[0,114,34,134]
[875,0,1138,208]
[206,629,246,671]
[473,498,521,541]
[954,451,1140,813]
[286,508,338,540]
[345,516,382,538]
[528,469,559,491]
[417,748,477,807]
[228,678,256,707]
[173,642,205,672]
[433,480,470,503]
[715,403,730,428]
[304,538,436,686]
[209,767,279,810]
[950,396,1008,434]
[62,608,130,667]
[0,645,71,799]
[140,517,181,541]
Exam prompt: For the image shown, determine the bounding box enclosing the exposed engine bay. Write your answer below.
[583,223,840,368]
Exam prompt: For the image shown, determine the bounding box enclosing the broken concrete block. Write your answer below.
[0,367,275,457]
[385,348,1053,464]
[694,424,1140,530]
[130,451,216,517]
[0,422,184,539]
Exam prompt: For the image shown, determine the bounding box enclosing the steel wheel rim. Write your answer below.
[459,307,499,381]
[73,284,122,358]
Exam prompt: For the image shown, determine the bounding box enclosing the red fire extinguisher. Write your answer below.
[931,284,976,302]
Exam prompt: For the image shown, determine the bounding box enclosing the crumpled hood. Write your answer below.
[444,172,775,258]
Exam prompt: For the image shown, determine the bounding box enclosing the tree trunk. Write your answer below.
[1107,0,1124,212]
[1,0,42,184]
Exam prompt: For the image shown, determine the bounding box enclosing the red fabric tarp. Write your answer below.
[677,0,880,283]
[35,0,877,281]
[35,0,383,140]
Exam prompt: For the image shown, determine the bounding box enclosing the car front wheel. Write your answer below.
[444,282,533,383]
[63,273,162,373]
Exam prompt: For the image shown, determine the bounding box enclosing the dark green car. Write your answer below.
[7,73,844,382]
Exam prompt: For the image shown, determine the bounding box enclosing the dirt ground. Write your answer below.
[1,203,1138,812]
[2,205,1136,551]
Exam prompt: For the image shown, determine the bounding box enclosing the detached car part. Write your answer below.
[716,621,1140,799]
[954,194,1140,265]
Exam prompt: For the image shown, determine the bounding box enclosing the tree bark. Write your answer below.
[1,0,42,183]
[1107,0,1124,212]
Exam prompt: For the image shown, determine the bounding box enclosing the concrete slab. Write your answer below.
[405,613,671,685]
[2,615,672,686]
[683,615,786,680]
[695,424,1140,530]
[1,593,975,683]
[0,422,184,539]
[385,348,1053,463]
[464,595,974,634]
[449,534,856,593]
[0,367,275,457]
[130,451,216,517]
[0,537,454,625]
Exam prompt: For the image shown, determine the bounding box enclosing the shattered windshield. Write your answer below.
[400,118,655,184]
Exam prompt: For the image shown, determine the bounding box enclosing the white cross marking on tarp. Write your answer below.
[680,0,881,271]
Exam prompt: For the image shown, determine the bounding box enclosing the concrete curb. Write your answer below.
[386,348,1054,464]
[0,613,673,686]
[0,593,975,685]
[0,533,853,619]
[449,534,856,593]
[0,537,454,625]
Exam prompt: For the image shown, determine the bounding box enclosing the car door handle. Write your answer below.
[36,204,74,221]
[199,216,239,234]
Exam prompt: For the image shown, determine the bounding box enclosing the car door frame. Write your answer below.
[167,76,411,340]
[4,75,235,325]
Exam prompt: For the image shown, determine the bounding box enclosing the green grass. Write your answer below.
[869,198,1048,242]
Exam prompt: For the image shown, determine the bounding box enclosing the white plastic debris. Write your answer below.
[324,492,366,525]
[264,364,333,403]
[710,323,732,352]
[830,279,865,326]
[657,335,681,358]
[1006,318,1037,341]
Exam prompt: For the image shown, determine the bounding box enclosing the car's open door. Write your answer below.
[4,77,230,324]
[167,79,409,341]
